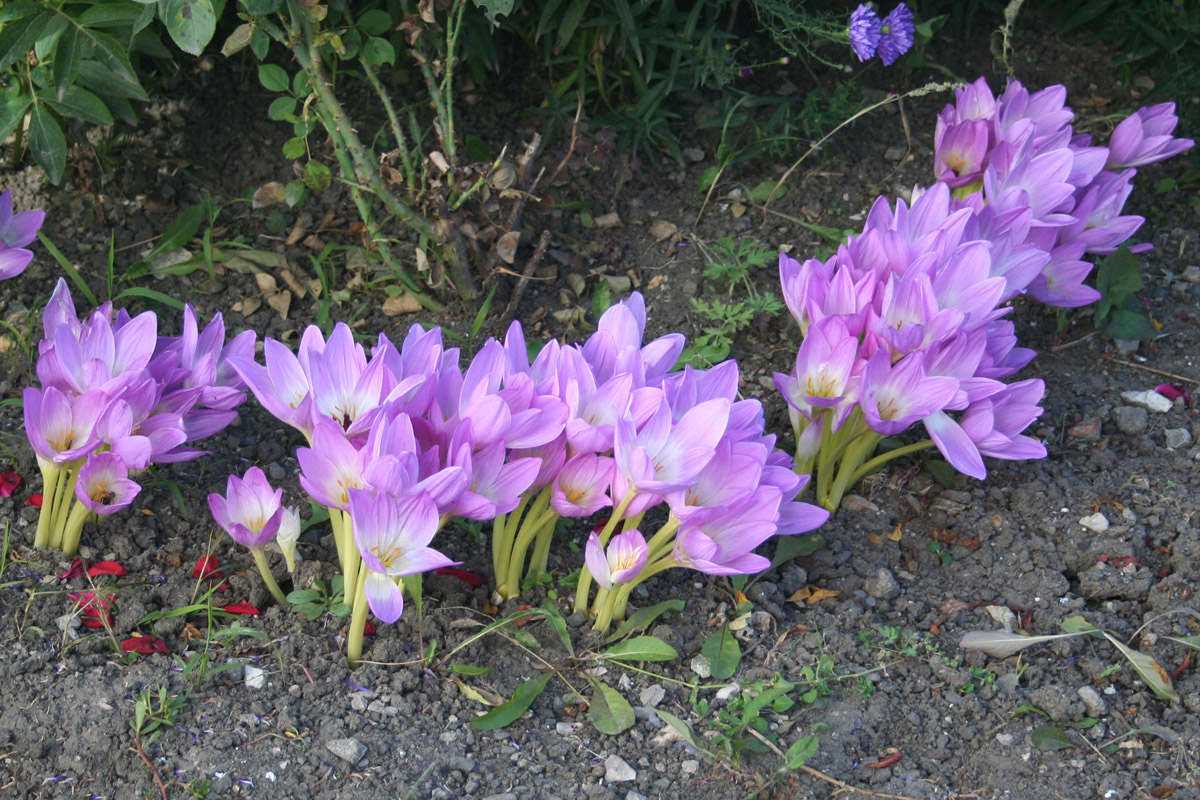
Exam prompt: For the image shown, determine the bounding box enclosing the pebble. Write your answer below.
[1078,513,1109,533]
[639,685,665,708]
[883,145,906,161]
[244,665,266,690]
[325,737,367,764]
[1164,428,1192,450]
[626,793,648,800]
[1111,406,1148,435]
[443,755,477,773]
[1182,265,1200,283]
[690,655,712,678]
[604,754,637,782]
[680,759,699,774]
[1068,416,1102,441]
[595,212,623,229]
[1077,686,1108,717]
[840,494,879,512]
[556,722,584,736]
[715,684,740,704]
[1120,390,1172,414]
[995,733,1014,745]
[864,568,899,599]
[682,147,705,162]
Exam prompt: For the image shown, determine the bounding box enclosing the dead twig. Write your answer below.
[133,734,168,800]
[1104,355,1197,385]
[501,230,554,325]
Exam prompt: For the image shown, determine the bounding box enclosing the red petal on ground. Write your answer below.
[433,567,486,588]
[121,635,170,655]
[60,558,87,579]
[214,582,231,593]
[1154,383,1189,403]
[87,561,127,578]
[223,601,260,615]
[363,620,377,636]
[0,471,20,498]
[26,493,43,507]
[193,555,222,580]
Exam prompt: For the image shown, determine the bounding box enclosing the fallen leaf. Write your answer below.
[496,231,521,264]
[60,558,87,579]
[233,296,262,316]
[285,217,307,246]
[932,527,980,551]
[267,290,292,319]
[364,620,376,636]
[940,598,972,615]
[888,523,903,542]
[787,586,840,604]
[649,220,678,242]
[595,212,622,229]
[645,275,664,291]
[254,273,278,293]
[252,182,286,208]
[382,293,423,316]
[303,234,325,251]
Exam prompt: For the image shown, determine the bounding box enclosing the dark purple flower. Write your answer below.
[849,4,881,62]
[877,3,914,66]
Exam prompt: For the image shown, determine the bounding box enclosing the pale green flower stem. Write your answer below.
[47,463,81,551]
[328,507,359,607]
[250,546,289,606]
[32,462,63,549]
[492,487,556,601]
[593,556,678,632]
[346,566,371,668]
[59,498,93,557]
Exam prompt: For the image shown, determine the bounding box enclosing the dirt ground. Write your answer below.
[0,7,1198,800]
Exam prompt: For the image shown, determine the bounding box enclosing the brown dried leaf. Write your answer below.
[252,181,286,209]
[286,217,307,246]
[415,248,430,273]
[649,220,678,242]
[645,274,664,291]
[280,269,306,298]
[234,296,262,316]
[932,527,980,551]
[428,151,451,174]
[382,293,423,316]
[267,290,292,320]
[303,234,325,251]
[940,597,972,615]
[496,231,521,265]
[254,273,278,293]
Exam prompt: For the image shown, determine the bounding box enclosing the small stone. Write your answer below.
[715,685,740,704]
[1078,513,1110,533]
[1068,417,1102,441]
[366,700,396,716]
[604,754,636,782]
[690,655,712,678]
[244,665,266,690]
[1182,265,1200,284]
[1112,406,1148,435]
[864,568,899,600]
[443,755,477,773]
[1077,686,1108,717]
[325,737,367,764]
[995,733,1014,745]
[595,212,623,229]
[680,759,700,774]
[883,145,906,161]
[682,147,705,162]
[1165,428,1193,450]
[1113,339,1140,356]
[639,685,665,708]
[556,722,584,736]
[1120,390,1172,414]
[626,793,648,800]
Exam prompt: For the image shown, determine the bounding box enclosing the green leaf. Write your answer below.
[785,735,818,769]
[79,4,149,28]
[1165,634,1200,651]
[1104,309,1158,341]
[267,96,296,121]
[76,27,143,92]
[76,60,148,102]
[1059,615,1101,634]
[655,709,708,753]
[38,232,97,306]
[250,23,269,59]
[603,635,679,663]
[472,0,514,26]
[604,598,685,642]
[221,23,254,57]
[771,533,824,569]
[1101,631,1178,702]
[470,673,552,729]
[357,10,392,36]
[53,23,81,101]
[302,160,331,191]
[960,629,1085,659]
[587,679,635,735]
[0,10,51,72]
[540,599,573,655]
[149,204,205,257]
[40,86,113,126]
[448,664,492,676]
[1031,725,1074,751]
[748,180,785,204]
[28,103,67,184]
[284,180,306,207]
[0,94,32,145]
[113,286,187,312]
[281,137,306,160]
[701,624,742,680]
[241,0,282,13]
[286,589,321,604]
[360,36,394,67]
[258,63,290,93]
[1093,246,1141,324]
[512,630,540,650]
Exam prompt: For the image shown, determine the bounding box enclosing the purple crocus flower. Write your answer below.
[24,386,109,466]
[551,453,614,517]
[207,466,285,548]
[860,351,959,435]
[0,189,44,280]
[673,490,783,576]
[934,119,990,188]
[229,339,316,439]
[614,395,730,495]
[1106,103,1195,169]
[75,453,141,515]
[876,3,914,66]
[297,417,370,510]
[348,488,458,624]
[585,529,649,590]
[849,5,881,62]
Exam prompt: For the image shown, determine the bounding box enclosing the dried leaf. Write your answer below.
[382,293,423,316]
[302,234,325,251]
[266,290,292,320]
[960,629,1084,658]
[1102,631,1178,702]
[595,212,622,229]
[496,231,520,264]
[649,220,678,242]
[286,217,307,246]
[429,150,450,173]
[233,297,262,316]
[252,181,286,208]
[887,523,903,542]
[254,273,278,293]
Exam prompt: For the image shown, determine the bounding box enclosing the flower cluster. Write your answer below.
[777,79,1193,511]
[227,294,826,657]
[0,189,44,281]
[848,3,914,66]
[934,78,1194,306]
[26,279,253,554]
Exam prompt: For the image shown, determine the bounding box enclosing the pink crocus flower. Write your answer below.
[1106,103,1194,170]
[24,386,109,466]
[860,351,959,436]
[0,188,44,280]
[207,466,284,548]
[551,453,614,517]
[75,453,141,515]
[585,529,649,591]
[348,489,458,624]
